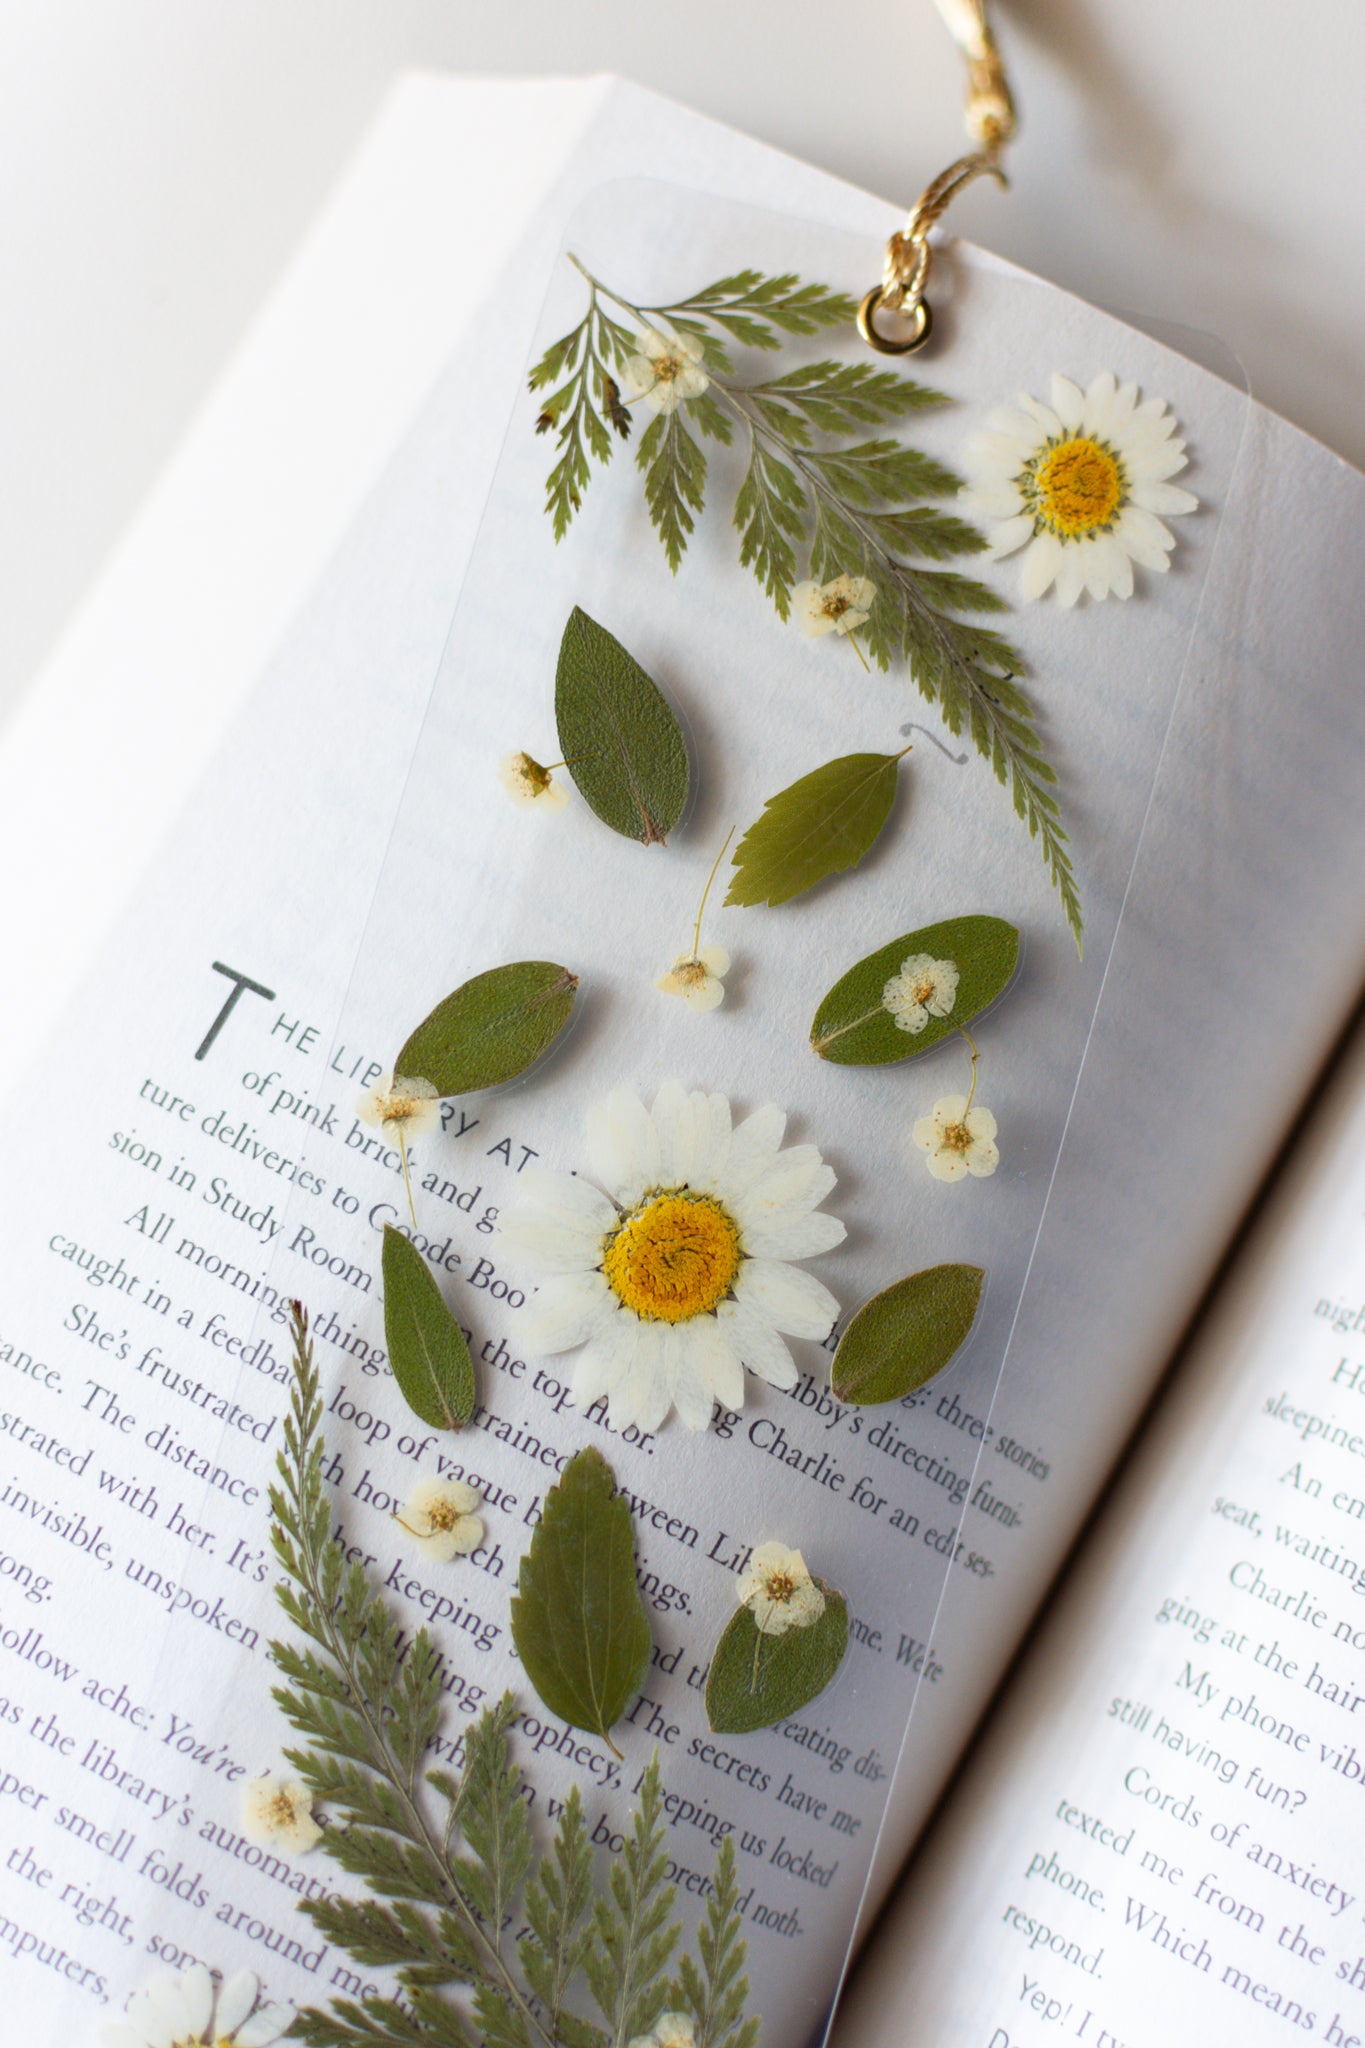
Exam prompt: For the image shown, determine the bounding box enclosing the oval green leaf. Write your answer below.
[706,1584,849,1735]
[811,914,1019,1065]
[555,606,690,845]
[725,750,908,909]
[382,1224,476,1431]
[832,1264,984,1406]
[510,1447,652,1755]
[396,960,578,1097]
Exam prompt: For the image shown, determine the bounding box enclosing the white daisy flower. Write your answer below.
[395,1476,485,1560]
[736,1542,826,1637]
[242,1772,322,1855]
[882,952,959,1034]
[657,943,730,1012]
[500,750,570,810]
[629,2015,697,2048]
[793,573,877,637]
[357,1072,441,1140]
[103,1963,293,2048]
[621,327,709,416]
[500,1083,845,1434]
[913,1095,1000,1182]
[961,372,1198,605]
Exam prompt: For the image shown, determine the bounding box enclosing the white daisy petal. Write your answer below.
[699,943,730,976]
[689,1318,746,1410]
[216,1970,261,2035]
[689,1091,733,1193]
[521,1271,615,1353]
[1055,551,1087,608]
[499,1212,607,1275]
[716,1299,798,1389]
[623,1323,674,1433]
[237,2005,297,2048]
[1131,481,1199,515]
[959,479,1026,519]
[667,1327,716,1432]
[738,1150,837,1227]
[736,1259,840,1340]
[988,512,1036,558]
[1020,533,1062,600]
[1049,374,1085,429]
[586,1088,661,1207]
[1019,394,1063,439]
[651,1080,692,1185]
[516,1167,617,1233]
[573,1323,633,1409]
[1125,441,1191,483]
[1115,507,1175,567]
[723,1103,787,1194]
[742,1209,848,1261]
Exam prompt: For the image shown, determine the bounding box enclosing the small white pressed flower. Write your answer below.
[357,1072,441,1140]
[500,750,570,810]
[657,943,730,1012]
[961,372,1198,605]
[913,1094,1000,1182]
[242,1773,322,1855]
[628,2016,698,2048]
[103,1963,293,2048]
[737,1542,826,1637]
[396,1476,484,1560]
[882,952,959,1034]
[622,327,709,416]
[500,1083,844,1434]
[793,573,877,638]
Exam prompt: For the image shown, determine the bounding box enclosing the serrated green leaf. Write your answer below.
[396,960,578,1097]
[811,914,1019,1064]
[555,607,690,845]
[726,750,908,909]
[832,1265,985,1405]
[381,1226,475,1431]
[706,1584,848,1734]
[510,1447,651,1753]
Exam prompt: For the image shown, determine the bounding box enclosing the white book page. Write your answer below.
[2,76,1365,2044]
[836,1011,1365,2048]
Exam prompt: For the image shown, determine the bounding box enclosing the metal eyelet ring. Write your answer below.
[857,286,933,356]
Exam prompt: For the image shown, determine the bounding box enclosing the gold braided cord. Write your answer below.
[859,0,1017,353]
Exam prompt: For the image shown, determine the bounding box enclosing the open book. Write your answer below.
[4,75,1364,2048]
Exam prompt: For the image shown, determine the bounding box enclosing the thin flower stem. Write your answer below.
[692,826,736,960]
[846,627,871,673]
[399,1136,417,1226]
[952,1019,981,1116]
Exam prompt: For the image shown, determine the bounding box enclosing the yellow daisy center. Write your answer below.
[264,1789,297,1827]
[603,1192,740,1323]
[425,1499,461,1532]
[941,1121,973,1154]
[1025,435,1124,538]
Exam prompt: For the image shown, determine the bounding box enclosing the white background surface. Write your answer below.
[2,0,1361,727]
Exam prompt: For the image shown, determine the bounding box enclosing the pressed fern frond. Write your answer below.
[529,261,1083,951]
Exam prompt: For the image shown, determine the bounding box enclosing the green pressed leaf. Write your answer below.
[381,1225,475,1431]
[510,1448,652,1753]
[726,750,908,909]
[706,1585,849,1735]
[811,914,1019,1065]
[396,960,578,1096]
[555,607,690,845]
[832,1265,984,1406]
